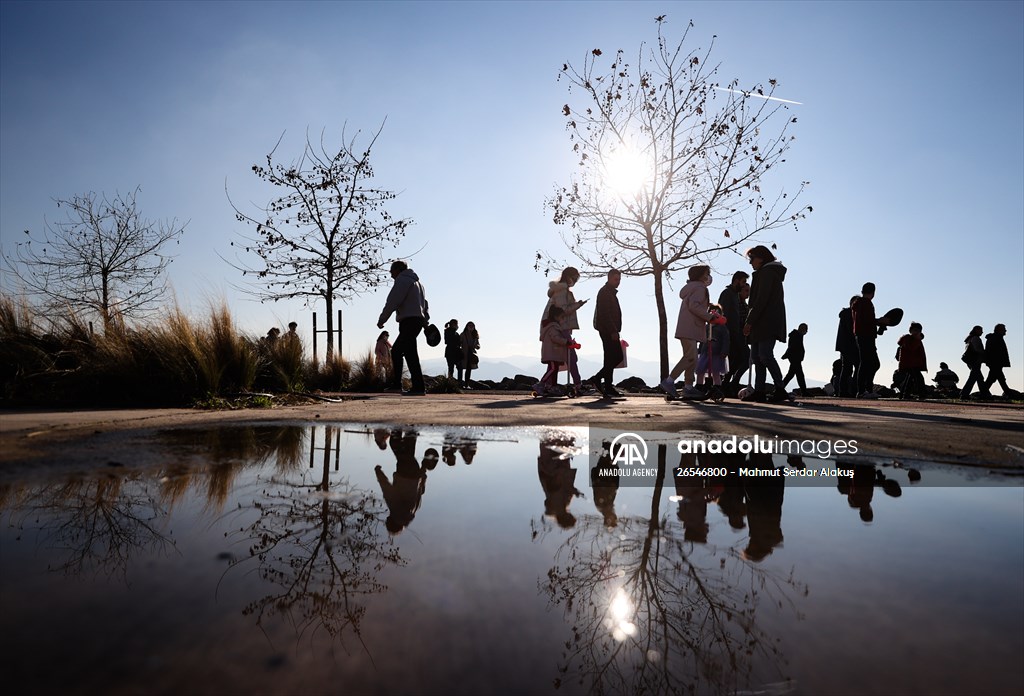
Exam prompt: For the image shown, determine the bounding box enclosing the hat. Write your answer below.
[424,323,441,347]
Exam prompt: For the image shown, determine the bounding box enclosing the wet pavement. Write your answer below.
[1,423,1021,695]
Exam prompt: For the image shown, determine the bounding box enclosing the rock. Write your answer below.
[616,376,650,392]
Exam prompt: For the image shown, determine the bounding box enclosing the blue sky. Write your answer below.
[2,1,1022,388]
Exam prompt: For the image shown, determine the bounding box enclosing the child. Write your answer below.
[695,304,730,401]
[534,306,568,396]
[896,322,927,399]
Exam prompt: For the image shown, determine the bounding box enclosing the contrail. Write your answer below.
[714,86,802,105]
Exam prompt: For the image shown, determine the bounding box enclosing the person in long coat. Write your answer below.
[742,245,788,401]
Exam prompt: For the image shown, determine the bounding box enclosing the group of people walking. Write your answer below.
[374,255,1015,402]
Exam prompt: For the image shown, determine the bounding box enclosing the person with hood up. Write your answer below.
[661,264,715,400]
[742,245,789,402]
[835,296,859,397]
[377,260,429,396]
[983,324,1013,396]
[896,322,927,399]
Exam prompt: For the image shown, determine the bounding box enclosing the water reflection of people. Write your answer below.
[673,453,711,543]
[837,463,902,523]
[591,441,620,528]
[538,436,582,528]
[441,433,478,466]
[375,429,428,534]
[742,453,785,562]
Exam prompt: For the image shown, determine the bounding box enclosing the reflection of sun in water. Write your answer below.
[606,588,638,641]
[603,147,651,198]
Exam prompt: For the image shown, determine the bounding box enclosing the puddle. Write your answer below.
[1,423,1021,695]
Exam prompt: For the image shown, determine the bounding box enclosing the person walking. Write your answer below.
[535,306,569,396]
[834,296,859,397]
[983,324,1013,396]
[544,267,589,396]
[959,325,991,400]
[461,321,479,388]
[377,260,429,396]
[444,319,463,383]
[742,245,789,402]
[661,265,714,400]
[781,323,809,397]
[852,283,886,398]
[589,269,623,398]
[719,271,750,396]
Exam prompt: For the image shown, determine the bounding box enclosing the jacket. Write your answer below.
[540,320,568,363]
[593,283,621,335]
[718,285,743,337]
[782,329,805,362]
[378,269,428,326]
[835,308,856,354]
[852,297,880,337]
[745,261,787,343]
[984,333,1010,368]
[544,281,586,331]
[675,280,712,341]
[896,333,927,371]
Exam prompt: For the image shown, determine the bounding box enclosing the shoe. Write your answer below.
[741,388,767,402]
[707,386,725,402]
[681,385,706,400]
[531,381,546,396]
[768,387,791,403]
[659,377,679,399]
[604,385,623,397]
[402,389,426,396]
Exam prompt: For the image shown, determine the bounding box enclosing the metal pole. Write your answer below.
[312,312,318,365]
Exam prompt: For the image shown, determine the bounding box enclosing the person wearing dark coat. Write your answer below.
[589,269,623,397]
[834,296,859,397]
[852,282,885,397]
[983,324,1013,395]
[959,325,991,400]
[742,245,788,402]
[781,323,809,396]
[444,319,463,382]
[719,271,750,394]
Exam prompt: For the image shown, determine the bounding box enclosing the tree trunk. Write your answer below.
[653,269,670,378]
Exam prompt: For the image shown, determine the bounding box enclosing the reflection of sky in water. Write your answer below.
[0,423,1021,696]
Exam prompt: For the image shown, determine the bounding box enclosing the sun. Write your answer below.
[602,146,652,198]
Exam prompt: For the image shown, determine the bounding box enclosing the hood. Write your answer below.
[758,261,787,281]
[986,332,997,340]
[548,281,568,297]
[398,269,420,283]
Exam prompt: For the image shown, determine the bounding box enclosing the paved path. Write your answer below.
[1,394,1022,468]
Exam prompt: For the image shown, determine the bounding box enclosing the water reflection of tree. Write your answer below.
[540,445,806,695]
[223,424,404,652]
[4,474,174,580]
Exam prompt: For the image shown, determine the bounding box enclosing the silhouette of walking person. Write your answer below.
[835,296,859,397]
[589,269,624,398]
[781,323,809,396]
[983,324,1014,396]
[852,283,885,398]
[461,321,479,388]
[719,271,750,396]
[742,246,789,402]
[377,260,429,396]
[959,325,991,400]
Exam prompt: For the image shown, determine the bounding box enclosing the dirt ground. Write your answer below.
[2,393,1022,470]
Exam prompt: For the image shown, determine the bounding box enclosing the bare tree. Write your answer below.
[227,124,412,359]
[3,188,185,331]
[544,18,811,377]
